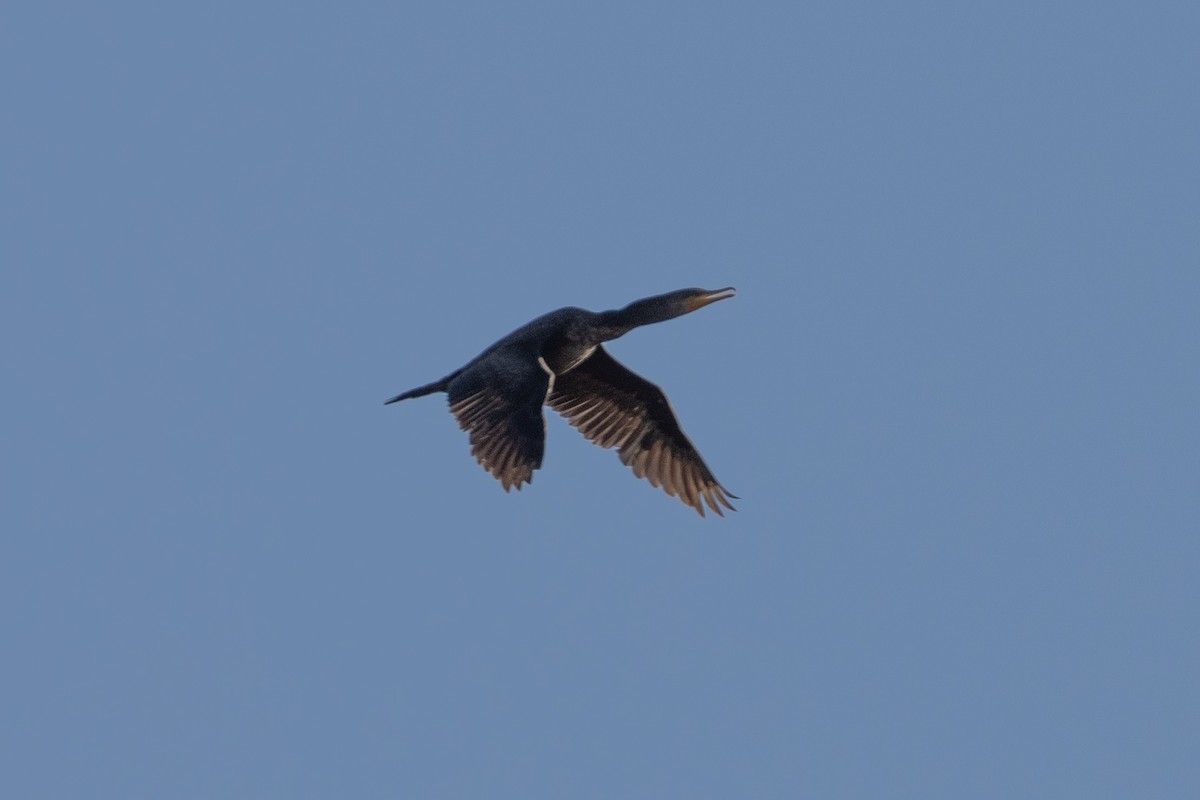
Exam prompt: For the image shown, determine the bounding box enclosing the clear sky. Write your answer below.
[3,2,1197,798]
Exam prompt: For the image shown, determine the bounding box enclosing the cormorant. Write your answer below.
[385,287,737,516]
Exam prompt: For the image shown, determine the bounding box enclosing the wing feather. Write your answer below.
[447,350,553,491]
[547,345,736,516]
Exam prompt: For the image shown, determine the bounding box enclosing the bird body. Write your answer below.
[385,287,737,516]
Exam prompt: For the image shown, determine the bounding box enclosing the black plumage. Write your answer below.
[385,287,737,516]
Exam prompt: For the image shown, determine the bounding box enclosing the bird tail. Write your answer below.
[383,370,461,405]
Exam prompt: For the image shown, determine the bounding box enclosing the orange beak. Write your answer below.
[686,286,736,311]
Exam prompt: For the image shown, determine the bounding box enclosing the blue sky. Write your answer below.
[3,2,1198,797]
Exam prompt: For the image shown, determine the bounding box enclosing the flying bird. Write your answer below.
[385,287,737,516]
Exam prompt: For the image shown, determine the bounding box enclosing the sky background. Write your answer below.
[3,2,1198,798]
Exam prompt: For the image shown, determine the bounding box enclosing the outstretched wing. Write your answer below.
[547,346,736,516]
[447,349,554,491]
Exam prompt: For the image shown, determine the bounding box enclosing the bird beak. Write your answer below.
[687,287,736,311]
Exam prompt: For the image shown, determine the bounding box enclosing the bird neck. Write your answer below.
[588,311,635,342]
[592,297,688,342]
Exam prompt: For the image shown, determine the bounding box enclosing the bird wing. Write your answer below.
[446,349,554,491]
[547,345,736,517]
